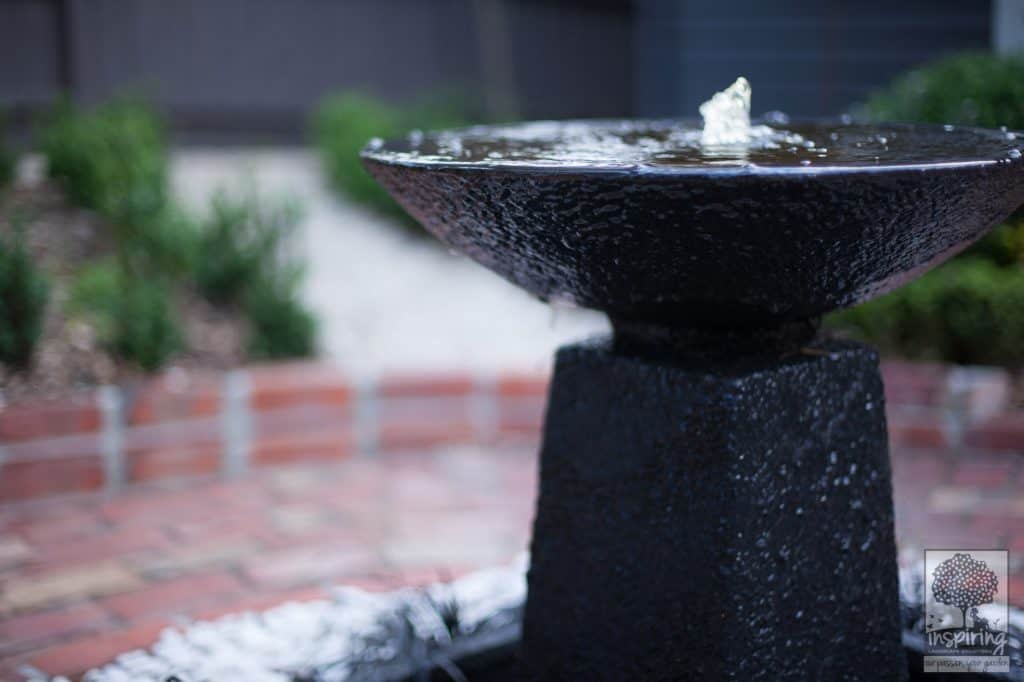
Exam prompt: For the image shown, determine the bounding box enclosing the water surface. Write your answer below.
[364,119,1023,171]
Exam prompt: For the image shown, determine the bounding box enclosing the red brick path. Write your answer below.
[0,447,536,679]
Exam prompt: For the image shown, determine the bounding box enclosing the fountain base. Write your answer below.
[523,336,906,680]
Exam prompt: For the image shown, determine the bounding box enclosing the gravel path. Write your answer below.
[171,148,607,377]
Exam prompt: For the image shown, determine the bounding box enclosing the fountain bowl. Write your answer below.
[362,119,1024,328]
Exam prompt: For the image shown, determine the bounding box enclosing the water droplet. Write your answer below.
[944,124,955,132]
[799,159,812,166]
[1008,148,1021,160]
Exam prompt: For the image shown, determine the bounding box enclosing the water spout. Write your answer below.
[700,77,753,146]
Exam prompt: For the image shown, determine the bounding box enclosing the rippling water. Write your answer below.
[364,119,1023,170]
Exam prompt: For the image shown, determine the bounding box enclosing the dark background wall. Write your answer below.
[635,0,993,118]
[0,0,998,144]
[0,0,634,143]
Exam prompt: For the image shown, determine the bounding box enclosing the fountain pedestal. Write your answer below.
[524,331,905,680]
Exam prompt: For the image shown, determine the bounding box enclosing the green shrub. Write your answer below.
[0,149,14,192]
[0,150,13,191]
[829,259,1024,368]
[860,52,1024,129]
[0,225,49,368]
[39,98,168,220]
[313,93,468,226]
[123,204,200,277]
[68,260,180,371]
[191,189,316,360]
[194,190,301,305]
[244,270,316,359]
[112,277,181,371]
[38,98,187,273]
[962,218,1024,267]
[0,112,14,191]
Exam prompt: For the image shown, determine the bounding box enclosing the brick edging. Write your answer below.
[0,364,550,503]
[0,361,1020,504]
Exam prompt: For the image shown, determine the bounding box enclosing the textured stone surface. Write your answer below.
[523,337,905,680]
[363,126,1024,327]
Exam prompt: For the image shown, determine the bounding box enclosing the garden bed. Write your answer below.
[0,98,316,407]
[0,174,245,406]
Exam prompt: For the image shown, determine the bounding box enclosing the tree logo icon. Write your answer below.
[931,552,999,630]
[923,549,1009,673]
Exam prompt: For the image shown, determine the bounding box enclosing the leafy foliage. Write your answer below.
[37,98,192,275]
[243,268,316,360]
[0,111,14,191]
[192,189,316,359]
[313,93,468,227]
[860,52,1024,130]
[0,224,49,368]
[40,98,318,370]
[0,149,12,192]
[830,259,1024,367]
[68,260,181,371]
[111,277,182,371]
[39,98,168,221]
[194,190,301,305]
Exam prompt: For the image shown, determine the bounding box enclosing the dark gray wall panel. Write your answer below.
[65,0,480,135]
[508,0,633,119]
[1,0,630,141]
[636,0,993,118]
[0,0,62,105]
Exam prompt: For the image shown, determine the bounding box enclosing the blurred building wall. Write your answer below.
[1,0,1005,141]
[635,0,994,118]
[994,0,1024,53]
[0,0,633,143]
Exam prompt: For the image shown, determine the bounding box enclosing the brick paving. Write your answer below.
[0,446,536,679]
[0,441,1019,680]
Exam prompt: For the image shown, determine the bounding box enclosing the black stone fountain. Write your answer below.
[362,113,1024,680]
